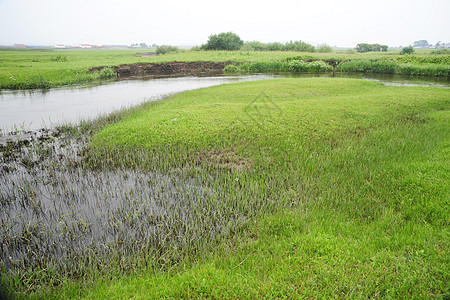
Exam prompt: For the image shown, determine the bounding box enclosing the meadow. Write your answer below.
[0,49,448,89]
[3,78,448,299]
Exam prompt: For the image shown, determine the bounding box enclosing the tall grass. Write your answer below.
[226,59,334,73]
[337,59,449,76]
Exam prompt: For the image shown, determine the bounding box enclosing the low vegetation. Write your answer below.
[1,49,448,90]
[4,78,447,298]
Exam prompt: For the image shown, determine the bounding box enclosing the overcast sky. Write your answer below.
[0,0,448,47]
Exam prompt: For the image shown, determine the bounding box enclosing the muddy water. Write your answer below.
[1,74,448,133]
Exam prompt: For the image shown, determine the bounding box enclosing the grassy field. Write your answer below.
[15,78,449,299]
[0,49,448,89]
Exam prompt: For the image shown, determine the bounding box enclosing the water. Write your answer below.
[1,73,448,132]
[0,133,231,279]
[0,75,279,132]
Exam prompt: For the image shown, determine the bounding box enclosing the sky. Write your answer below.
[0,0,449,48]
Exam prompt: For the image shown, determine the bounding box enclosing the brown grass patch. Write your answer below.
[195,148,251,171]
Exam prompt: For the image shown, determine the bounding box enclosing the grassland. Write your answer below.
[14,78,449,299]
[0,49,448,90]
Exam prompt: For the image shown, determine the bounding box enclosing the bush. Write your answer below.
[223,65,240,72]
[289,60,333,72]
[50,55,68,62]
[284,40,316,52]
[98,67,117,79]
[316,44,333,53]
[201,32,244,51]
[400,46,414,55]
[240,41,268,51]
[267,43,284,51]
[155,45,179,55]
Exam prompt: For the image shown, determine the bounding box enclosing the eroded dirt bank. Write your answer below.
[90,61,233,77]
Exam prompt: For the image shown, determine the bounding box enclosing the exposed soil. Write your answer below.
[90,61,234,77]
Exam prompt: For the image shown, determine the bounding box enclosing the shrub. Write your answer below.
[289,60,333,72]
[284,40,316,52]
[240,41,268,51]
[223,65,240,72]
[155,45,179,55]
[201,32,244,51]
[400,46,414,55]
[99,67,117,79]
[267,42,284,51]
[316,44,333,53]
[50,55,68,62]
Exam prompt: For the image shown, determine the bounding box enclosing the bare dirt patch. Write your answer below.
[90,61,233,77]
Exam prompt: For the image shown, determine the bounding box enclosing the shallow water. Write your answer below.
[1,73,448,132]
[0,75,279,132]
[0,133,231,278]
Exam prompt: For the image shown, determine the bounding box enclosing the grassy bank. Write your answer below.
[13,78,449,299]
[1,49,448,90]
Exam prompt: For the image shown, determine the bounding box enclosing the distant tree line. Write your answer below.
[356,43,388,53]
[130,43,157,49]
[412,40,449,49]
[198,32,332,53]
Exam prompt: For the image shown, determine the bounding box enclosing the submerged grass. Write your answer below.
[5,78,445,298]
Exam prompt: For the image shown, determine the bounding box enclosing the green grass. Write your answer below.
[1,49,448,90]
[0,49,150,89]
[20,78,449,299]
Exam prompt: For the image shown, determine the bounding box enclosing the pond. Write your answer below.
[1,73,448,132]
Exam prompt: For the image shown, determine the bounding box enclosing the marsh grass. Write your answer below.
[71,78,450,297]
[1,78,449,299]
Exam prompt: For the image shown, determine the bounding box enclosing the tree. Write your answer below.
[356,43,371,52]
[412,40,430,48]
[139,43,148,49]
[201,32,244,51]
[356,43,388,53]
[400,46,414,55]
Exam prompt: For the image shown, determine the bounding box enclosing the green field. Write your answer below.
[0,49,448,89]
[16,78,449,299]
